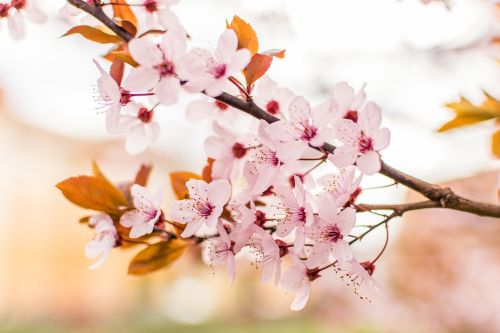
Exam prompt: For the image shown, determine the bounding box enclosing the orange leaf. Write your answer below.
[227,15,258,55]
[104,47,138,67]
[244,53,273,88]
[169,171,202,200]
[112,0,138,28]
[56,175,128,215]
[128,239,186,275]
[118,20,137,37]
[134,164,153,186]
[62,25,122,44]
[492,129,500,158]
[202,158,214,183]
[262,48,286,58]
[110,58,125,86]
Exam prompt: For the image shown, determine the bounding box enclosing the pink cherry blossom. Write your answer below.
[254,76,295,117]
[114,102,160,155]
[267,96,334,148]
[120,184,163,238]
[306,194,356,268]
[85,213,117,270]
[204,121,255,180]
[275,175,314,254]
[340,258,381,300]
[2,0,46,39]
[331,81,366,122]
[186,98,238,124]
[319,166,362,206]
[247,120,306,195]
[207,223,236,283]
[280,256,320,311]
[330,102,390,175]
[169,179,231,237]
[251,232,282,286]
[141,0,182,31]
[196,29,251,97]
[123,27,200,105]
[231,203,265,253]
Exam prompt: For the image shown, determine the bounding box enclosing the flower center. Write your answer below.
[296,207,306,223]
[324,224,343,242]
[358,133,373,153]
[10,0,25,10]
[0,4,10,17]
[266,100,280,114]
[254,210,266,227]
[143,0,158,12]
[343,110,358,123]
[138,107,154,123]
[157,60,175,77]
[196,201,214,217]
[120,89,131,105]
[231,142,247,159]
[215,100,229,111]
[212,64,227,79]
[360,261,376,276]
[301,125,318,141]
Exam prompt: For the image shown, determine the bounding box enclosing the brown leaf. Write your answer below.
[202,158,214,183]
[104,47,138,67]
[262,48,286,58]
[56,175,128,215]
[62,25,122,44]
[244,53,273,88]
[134,164,153,186]
[439,93,500,132]
[112,0,138,28]
[169,171,202,200]
[492,129,500,158]
[227,15,259,55]
[110,58,125,86]
[128,239,187,275]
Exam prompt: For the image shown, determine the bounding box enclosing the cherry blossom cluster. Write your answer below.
[0,0,45,39]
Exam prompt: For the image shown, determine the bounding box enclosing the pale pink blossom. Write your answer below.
[331,81,366,122]
[204,121,254,179]
[2,0,46,39]
[186,98,238,124]
[93,60,124,133]
[275,175,314,254]
[207,223,236,283]
[169,179,231,237]
[195,29,251,97]
[330,102,390,175]
[120,184,163,238]
[254,76,295,117]
[114,102,160,155]
[141,0,182,31]
[319,166,362,206]
[306,194,356,268]
[251,232,282,286]
[268,96,334,148]
[85,214,118,270]
[280,256,319,311]
[231,203,265,253]
[247,120,305,195]
[123,27,201,105]
[340,258,381,300]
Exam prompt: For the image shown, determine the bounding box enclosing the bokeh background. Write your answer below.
[0,0,499,332]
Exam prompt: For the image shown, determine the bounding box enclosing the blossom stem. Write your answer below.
[361,181,398,191]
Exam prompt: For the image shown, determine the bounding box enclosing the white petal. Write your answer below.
[155,76,181,105]
[125,125,148,155]
[128,38,163,67]
[123,67,159,92]
[356,151,381,175]
[215,29,238,63]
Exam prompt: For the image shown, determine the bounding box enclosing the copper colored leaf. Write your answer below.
[439,93,500,132]
[244,53,273,88]
[62,25,122,44]
[112,0,138,28]
[110,58,125,86]
[262,48,286,58]
[118,20,137,37]
[56,176,127,215]
[116,223,151,248]
[169,171,202,199]
[134,164,153,186]
[492,130,500,158]
[128,239,186,275]
[227,15,258,55]
[202,158,214,183]
[104,47,138,67]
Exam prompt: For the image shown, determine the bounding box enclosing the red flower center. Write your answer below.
[138,107,154,123]
[231,142,247,159]
[196,201,214,217]
[361,261,376,276]
[212,64,227,79]
[254,210,266,227]
[301,125,317,141]
[215,100,229,111]
[266,100,280,114]
[119,89,131,105]
[325,224,343,242]
[143,0,158,12]
[157,60,175,77]
[343,110,358,123]
[358,133,373,153]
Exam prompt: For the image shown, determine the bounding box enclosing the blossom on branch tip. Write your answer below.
[141,0,183,31]
[120,184,163,238]
[330,102,390,175]
[331,81,366,122]
[169,178,232,237]
[319,166,362,207]
[85,214,118,270]
[254,76,295,117]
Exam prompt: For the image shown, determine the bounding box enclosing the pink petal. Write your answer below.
[291,282,311,311]
[332,82,354,112]
[204,136,230,159]
[186,100,215,122]
[207,179,231,206]
[186,179,209,201]
[8,14,24,40]
[227,49,251,75]
[356,151,381,175]
[105,104,121,134]
[145,122,160,142]
[337,207,356,234]
[333,119,360,144]
[373,128,391,151]
[306,242,330,269]
[181,219,203,237]
[332,240,353,262]
[215,29,238,63]
[252,165,279,195]
[161,26,187,61]
[330,145,359,168]
[359,101,382,136]
[157,8,181,30]
[125,124,148,154]
[123,66,159,92]
[293,226,305,254]
[288,96,311,124]
[128,38,163,67]
[130,222,154,238]
[169,199,197,223]
[155,76,181,105]
[120,210,147,228]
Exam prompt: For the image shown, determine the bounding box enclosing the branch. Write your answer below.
[67,0,500,219]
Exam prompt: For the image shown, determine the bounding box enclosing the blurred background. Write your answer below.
[0,0,499,332]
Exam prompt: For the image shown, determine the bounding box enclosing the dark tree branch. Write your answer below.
[67,0,500,220]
